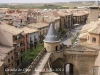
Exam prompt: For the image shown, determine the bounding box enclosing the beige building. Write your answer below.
[0,62,5,75]
[79,19,100,75]
[19,27,39,49]
[28,23,49,42]
[42,12,60,33]
[0,23,25,68]
[88,6,99,23]
[0,44,14,75]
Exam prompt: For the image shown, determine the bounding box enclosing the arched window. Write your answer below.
[92,37,96,43]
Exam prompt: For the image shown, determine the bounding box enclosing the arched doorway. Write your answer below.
[52,58,64,75]
[65,63,74,75]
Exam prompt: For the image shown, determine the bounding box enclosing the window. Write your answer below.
[11,56,13,60]
[92,37,96,43]
[8,58,10,63]
[55,46,58,51]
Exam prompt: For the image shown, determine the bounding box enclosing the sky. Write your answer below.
[0,0,98,3]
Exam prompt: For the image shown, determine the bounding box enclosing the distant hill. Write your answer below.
[0,1,100,9]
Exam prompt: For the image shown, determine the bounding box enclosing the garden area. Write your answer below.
[24,43,44,63]
[17,43,44,72]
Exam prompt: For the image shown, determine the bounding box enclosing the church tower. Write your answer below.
[44,23,60,52]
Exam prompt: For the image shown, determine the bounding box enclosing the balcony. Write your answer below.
[13,36,24,44]
[15,53,23,60]
[15,44,24,52]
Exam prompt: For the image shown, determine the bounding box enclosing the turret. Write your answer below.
[43,23,60,52]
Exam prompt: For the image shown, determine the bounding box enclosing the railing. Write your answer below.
[18,48,46,75]
[13,36,24,44]
[16,53,23,60]
[15,45,24,52]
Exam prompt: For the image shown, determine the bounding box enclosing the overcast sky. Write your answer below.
[0,0,97,3]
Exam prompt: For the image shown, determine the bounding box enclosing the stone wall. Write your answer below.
[18,48,46,75]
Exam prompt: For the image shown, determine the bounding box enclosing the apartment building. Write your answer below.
[0,23,25,68]
[20,27,39,49]
[2,15,13,25]
[0,44,14,75]
[73,13,88,25]
[41,11,60,34]
[57,11,73,28]
[28,23,49,42]
[13,18,27,27]
[0,62,5,75]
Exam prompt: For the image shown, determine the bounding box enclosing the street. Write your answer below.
[61,24,84,45]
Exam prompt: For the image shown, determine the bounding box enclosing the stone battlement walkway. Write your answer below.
[30,53,51,75]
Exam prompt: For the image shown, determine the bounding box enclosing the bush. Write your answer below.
[59,29,68,38]
[23,43,44,63]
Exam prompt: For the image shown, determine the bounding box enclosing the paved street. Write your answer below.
[61,25,84,45]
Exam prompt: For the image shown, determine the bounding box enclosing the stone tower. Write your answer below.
[44,23,60,52]
[88,6,99,23]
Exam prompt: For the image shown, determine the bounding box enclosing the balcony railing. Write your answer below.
[15,44,24,52]
[13,36,24,44]
[15,53,23,60]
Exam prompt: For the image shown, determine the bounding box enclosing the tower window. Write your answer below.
[55,46,58,51]
[92,37,96,43]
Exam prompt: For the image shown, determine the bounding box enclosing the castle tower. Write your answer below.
[44,23,60,52]
[88,6,99,23]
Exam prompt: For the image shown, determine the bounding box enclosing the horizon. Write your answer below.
[0,0,99,3]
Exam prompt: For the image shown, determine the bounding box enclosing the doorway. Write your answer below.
[65,63,74,75]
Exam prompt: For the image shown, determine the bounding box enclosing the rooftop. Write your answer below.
[81,20,100,33]
[28,23,49,29]
[44,24,59,43]
[88,24,100,34]
[0,23,24,35]
[79,33,87,39]
[0,44,14,61]
[19,27,38,34]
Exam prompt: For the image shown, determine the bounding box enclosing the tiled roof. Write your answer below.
[79,33,87,39]
[19,27,38,34]
[0,23,23,35]
[44,23,59,42]
[88,24,100,34]
[28,23,49,29]
[81,21,99,33]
